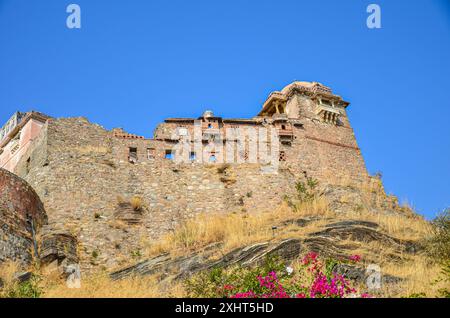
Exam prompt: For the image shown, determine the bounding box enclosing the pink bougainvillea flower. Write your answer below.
[226,253,371,299]
[230,291,256,298]
[349,255,362,263]
[302,252,318,265]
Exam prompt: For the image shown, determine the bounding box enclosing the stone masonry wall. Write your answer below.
[9,86,371,271]
[17,118,299,271]
[0,168,47,266]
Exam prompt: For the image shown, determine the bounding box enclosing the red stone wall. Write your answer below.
[0,168,47,265]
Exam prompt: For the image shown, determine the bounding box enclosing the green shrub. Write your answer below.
[295,175,318,202]
[184,256,286,298]
[1,274,42,298]
[184,253,365,298]
[436,261,450,298]
[426,208,450,262]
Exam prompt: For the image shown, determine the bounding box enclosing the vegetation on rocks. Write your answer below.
[424,208,450,298]
[185,253,368,298]
[426,208,450,262]
[0,263,42,298]
[0,180,448,298]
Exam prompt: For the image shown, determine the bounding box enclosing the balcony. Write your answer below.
[202,128,223,141]
[315,104,340,124]
[278,128,294,137]
[278,129,294,145]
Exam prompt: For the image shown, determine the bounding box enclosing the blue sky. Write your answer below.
[0,0,449,219]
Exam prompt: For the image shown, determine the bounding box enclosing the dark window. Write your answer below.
[208,123,213,129]
[165,150,174,160]
[281,125,286,130]
[189,152,196,161]
[25,157,31,174]
[128,147,138,163]
[279,151,286,162]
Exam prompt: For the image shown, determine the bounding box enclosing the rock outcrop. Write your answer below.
[305,220,421,261]
[110,239,302,281]
[110,218,412,286]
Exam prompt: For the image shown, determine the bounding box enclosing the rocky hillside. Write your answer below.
[1,171,447,298]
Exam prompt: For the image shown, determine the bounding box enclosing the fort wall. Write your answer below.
[1,81,372,270]
[0,168,47,266]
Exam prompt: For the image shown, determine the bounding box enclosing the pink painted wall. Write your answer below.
[0,119,44,172]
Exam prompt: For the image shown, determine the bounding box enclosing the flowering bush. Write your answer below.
[349,255,362,263]
[185,253,371,298]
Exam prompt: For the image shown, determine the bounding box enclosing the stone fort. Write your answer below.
[0,81,387,270]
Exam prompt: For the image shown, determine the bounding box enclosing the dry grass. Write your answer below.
[0,261,20,288]
[362,212,431,241]
[216,163,230,174]
[145,197,330,257]
[37,254,445,298]
[130,196,144,211]
[293,197,332,217]
[116,195,126,204]
[380,256,445,298]
[41,272,185,298]
[144,193,429,259]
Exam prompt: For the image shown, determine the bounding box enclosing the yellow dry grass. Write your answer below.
[144,193,430,259]
[145,197,330,257]
[41,273,185,298]
[380,256,446,298]
[130,195,144,211]
[362,212,431,241]
[0,261,20,288]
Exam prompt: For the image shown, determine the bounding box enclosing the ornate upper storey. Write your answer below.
[258,81,350,125]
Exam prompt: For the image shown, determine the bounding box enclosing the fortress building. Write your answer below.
[0,81,379,270]
[0,81,367,181]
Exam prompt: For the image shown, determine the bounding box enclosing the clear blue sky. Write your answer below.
[0,0,449,219]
